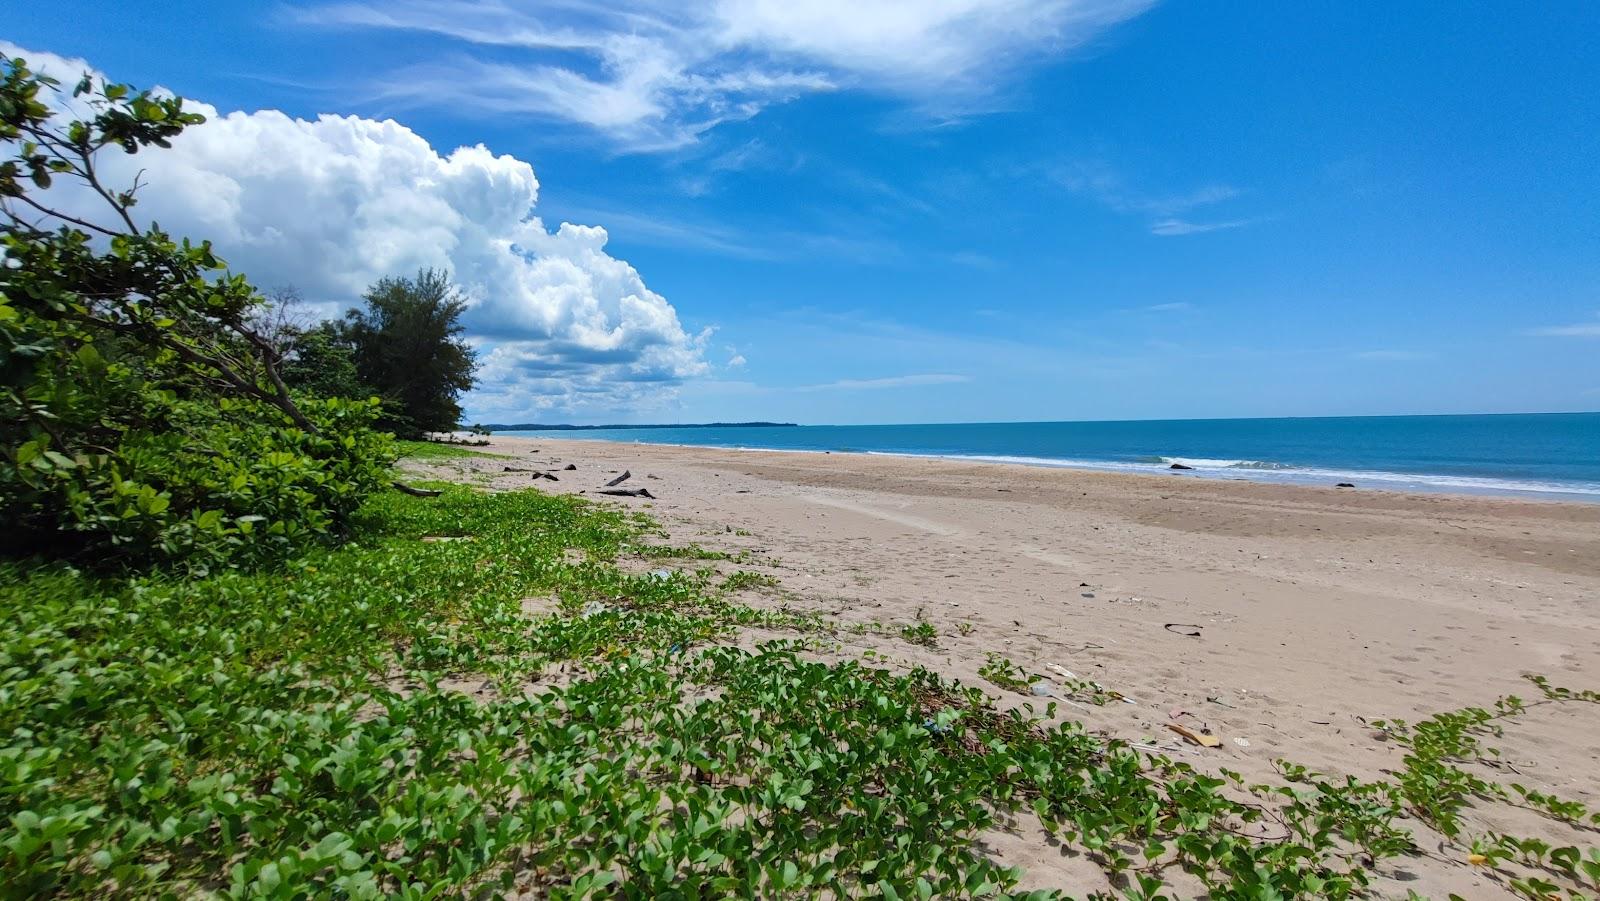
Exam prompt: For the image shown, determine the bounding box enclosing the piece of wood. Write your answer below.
[394,481,442,497]
[598,488,654,498]
[1165,723,1221,748]
[604,470,632,487]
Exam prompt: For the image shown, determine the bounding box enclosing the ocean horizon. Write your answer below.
[503,411,1600,501]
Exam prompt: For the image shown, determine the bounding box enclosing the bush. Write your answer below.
[1,56,395,570]
[5,393,395,571]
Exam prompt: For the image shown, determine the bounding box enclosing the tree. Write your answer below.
[281,321,366,400]
[253,286,367,402]
[343,269,477,437]
[1,56,395,568]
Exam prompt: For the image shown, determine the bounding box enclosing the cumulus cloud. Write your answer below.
[293,0,1155,150]
[6,43,708,418]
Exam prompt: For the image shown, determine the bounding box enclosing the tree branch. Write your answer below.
[77,310,317,432]
[3,191,123,237]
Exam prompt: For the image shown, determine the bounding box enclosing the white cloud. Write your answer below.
[1148,217,1253,236]
[797,373,971,391]
[1042,159,1255,236]
[711,0,1146,85]
[293,0,1156,150]
[1524,314,1600,338]
[1048,160,1237,215]
[950,250,999,268]
[1142,301,1193,312]
[554,204,902,263]
[7,43,707,418]
[1353,349,1434,361]
[550,206,778,260]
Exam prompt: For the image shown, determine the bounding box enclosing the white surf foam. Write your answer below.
[867,451,1600,500]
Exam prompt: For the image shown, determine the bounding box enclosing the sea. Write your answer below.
[501,413,1600,501]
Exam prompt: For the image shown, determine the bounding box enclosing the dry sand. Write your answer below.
[408,435,1600,898]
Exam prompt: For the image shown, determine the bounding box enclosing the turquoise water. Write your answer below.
[503,413,1600,500]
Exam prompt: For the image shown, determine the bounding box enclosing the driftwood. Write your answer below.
[394,481,443,497]
[503,467,557,481]
[599,488,654,499]
[604,470,632,487]
[563,464,577,470]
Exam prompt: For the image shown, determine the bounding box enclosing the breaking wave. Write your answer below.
[864,452,1600,499]
[1145,456,1295,471]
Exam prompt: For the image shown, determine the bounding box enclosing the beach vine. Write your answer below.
[2,483,1596,898]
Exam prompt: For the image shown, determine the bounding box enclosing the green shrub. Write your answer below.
[1,56,395,570]
[5,394,394,570]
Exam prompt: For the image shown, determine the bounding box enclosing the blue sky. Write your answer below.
[9,2,1600,424]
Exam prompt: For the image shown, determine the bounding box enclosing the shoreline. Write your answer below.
[494,431,1600,504]
[405,434,1600,897]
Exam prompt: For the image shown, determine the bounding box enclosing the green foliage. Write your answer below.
[979,652,1038,692]
[720,569,780,593]
[1363,678,1600,898]
[342,268,477,437]
[8,394,395,570]
[900,619,939,647]
[278,321,365,401]
[1,57,395,569]
[392,439,507,460]
[2,484,1598,897]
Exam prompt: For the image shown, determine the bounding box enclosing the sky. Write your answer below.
[7,1,1599,425]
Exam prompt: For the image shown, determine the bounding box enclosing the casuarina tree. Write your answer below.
[343,269,477,437]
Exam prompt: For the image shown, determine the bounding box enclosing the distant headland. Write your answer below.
[483,422,797,431]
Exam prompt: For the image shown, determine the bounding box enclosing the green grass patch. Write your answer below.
[394,439,511,460]
[3,486,1597,898]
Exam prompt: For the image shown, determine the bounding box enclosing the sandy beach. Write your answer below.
[408,435,1600,897]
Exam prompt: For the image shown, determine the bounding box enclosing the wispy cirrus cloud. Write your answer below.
[1353,349,1435,361]
[548,204,903,263]
[797,373,972,391]
[548,206,778,260]
[1523,314,1600,338]
[291,0,1156,151]
[1042,159,1257,236]
[1148,217,1255,236]
[950,250,1000,269]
